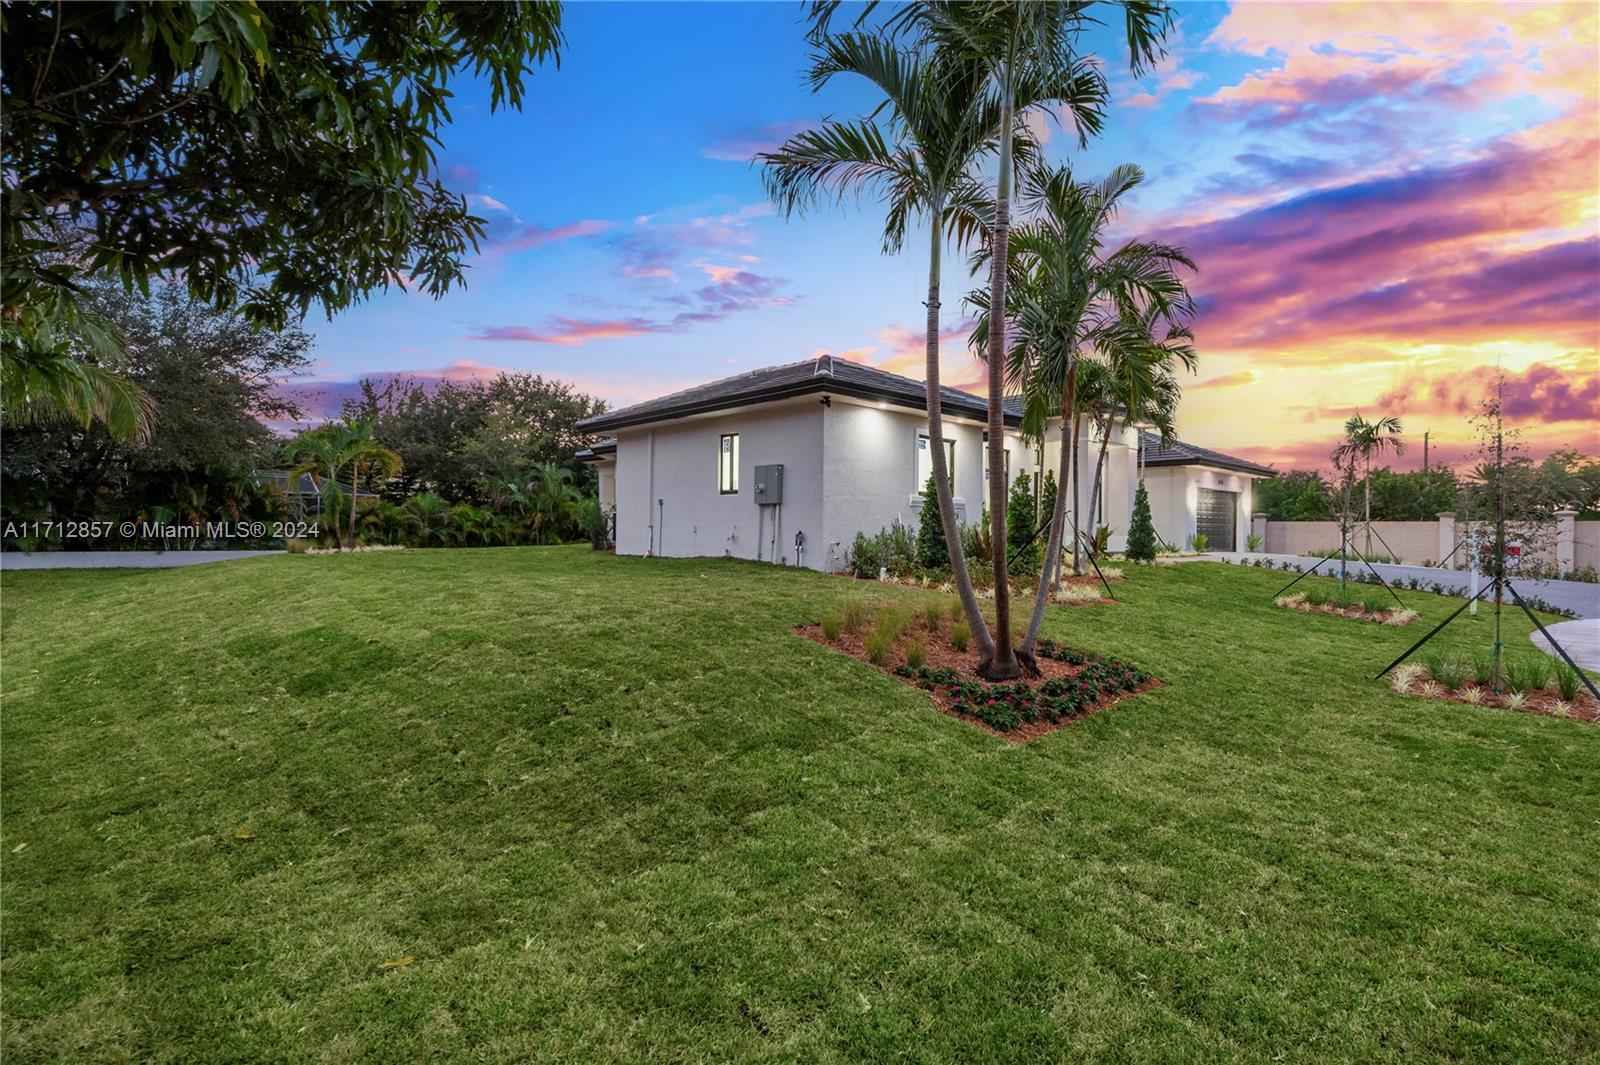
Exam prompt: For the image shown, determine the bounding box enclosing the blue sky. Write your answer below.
[292,2,1599,470]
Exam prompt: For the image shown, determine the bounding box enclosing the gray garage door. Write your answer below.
[1196,488,1237,552]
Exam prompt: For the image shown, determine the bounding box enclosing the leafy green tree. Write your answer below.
[405,492,452,547]
[344,373,605,503]
[1005,474,1040,576]
[526,463,582,545]
[1,280,309,538]
[1255,470,1333,521]
[336,420,402,548]
[1366,467,1459,521]
[3,1,563,433]
[1126,479,1156,563]
[916,474,949,570]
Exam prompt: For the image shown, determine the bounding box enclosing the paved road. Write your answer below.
[1201,551,1600,620]
[1529,619,1600,672]
[1,550,282,570]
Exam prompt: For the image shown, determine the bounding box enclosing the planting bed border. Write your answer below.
[799,609,1159,743]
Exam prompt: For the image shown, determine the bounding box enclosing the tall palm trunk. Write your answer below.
[982,91,1021,679]
[1020,358,1075,654]
[1069,410,1083,574]
[1086,414,1114,539]
[348,458,361,550]
[925,206,997,661]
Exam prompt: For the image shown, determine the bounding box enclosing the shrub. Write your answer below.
[1553,660,1582,701]
[846,530,880,579]
[1005,474,1041,577]
[1359,591,1390,614]
[1303,586,1328,607]
[951,620,970,653]
[915,475,949,571]
[1246,532,1264,552]
[820,612,843,641]
[961,510,993,565]
[1120,479,1158,559]
[905,641,926,671]
[1188,532,1209,553]
[1501,657,1536,694]
[922,601,944,632]
[841,602,868,635]
[1471,651,1497,687]
[1424,652,1467,691]
[865,628,892,665]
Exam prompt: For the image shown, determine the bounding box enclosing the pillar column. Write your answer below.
[1436,512,1456,569]
[1555,509,1577,575]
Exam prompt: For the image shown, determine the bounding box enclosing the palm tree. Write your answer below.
[761,31,1010,666]
[1084,308,1194,538]
[527,463,582,545]
[901,0,1171,678]
[972,160,1194,654]
[285,426,350,550]
[334,419,402,549]
[1,291,153,444]
[406,492,452,547]
[1337,413,1404,556]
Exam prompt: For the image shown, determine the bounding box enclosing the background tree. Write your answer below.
[1126,479,1156,562]
[3,1,563,432]
[1254,470,1333,522]
[1,279,309,544]
[915,474,949,570]
[1339,413,1404,554]
[343,373,604,503]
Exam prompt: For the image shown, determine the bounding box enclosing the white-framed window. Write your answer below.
[718,433,739,494]
[916,433,955,494]
[982,434,1011,484]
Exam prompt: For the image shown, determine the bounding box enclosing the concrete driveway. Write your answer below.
[1,550,282,570]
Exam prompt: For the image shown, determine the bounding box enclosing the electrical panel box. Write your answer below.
[753,464,783,505]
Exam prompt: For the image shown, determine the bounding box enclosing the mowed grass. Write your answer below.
[2,548,1596,1063]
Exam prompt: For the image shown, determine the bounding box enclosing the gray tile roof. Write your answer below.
[1138,431,1276,477]
[576,356,1021,434]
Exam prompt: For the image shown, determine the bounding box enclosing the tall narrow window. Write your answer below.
[917,433,955,494]
[718,433,739,494]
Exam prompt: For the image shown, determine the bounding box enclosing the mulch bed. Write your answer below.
[1274,594,1418,626]
[1391,669,1599,723]
[797,611,1159,743]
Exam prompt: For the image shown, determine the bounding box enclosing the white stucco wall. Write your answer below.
[818,400,1032,571]
[611,399,825,567]
[602,393,1261,568]
[1139,465,1258,551]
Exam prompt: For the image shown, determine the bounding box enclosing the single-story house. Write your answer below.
[575,356,1273,571]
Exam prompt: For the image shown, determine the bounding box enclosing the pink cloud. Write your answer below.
[474,319,659,346]
[702,120,814,162]
[483,218,611,255]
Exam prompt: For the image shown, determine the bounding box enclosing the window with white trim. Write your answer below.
[916,433,955,494]
[718,433,739,494]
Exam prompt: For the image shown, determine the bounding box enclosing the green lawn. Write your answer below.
[3,549,1596,1062]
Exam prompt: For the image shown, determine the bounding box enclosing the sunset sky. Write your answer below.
[287,1,1600,472]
